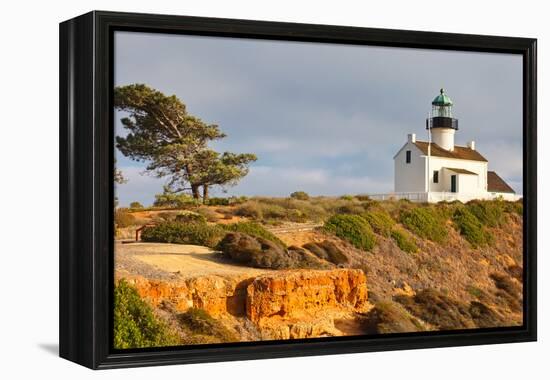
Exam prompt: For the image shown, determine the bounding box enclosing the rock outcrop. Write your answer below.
[118,267,369,340]
[118,274,253,317]
[247,269,368,322]
[246,269,369,339]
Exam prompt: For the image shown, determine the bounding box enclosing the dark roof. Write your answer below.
[414,141,488,162]
[445,167,477,175]
[487,171,515,194]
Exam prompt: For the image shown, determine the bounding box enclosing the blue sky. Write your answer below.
[114,31,523,206]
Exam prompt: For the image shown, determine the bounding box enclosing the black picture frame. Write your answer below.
[59,10,537,370]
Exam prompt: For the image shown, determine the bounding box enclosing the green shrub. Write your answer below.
[363,210,395,237]
[453,207,493,247]
[337,204,366,215]
[222,222,286,248]
[177,308,237,344]
[324,214,376,251]
[503,200,523,216]
[355,194,372,202]
[261,203,288,219]
[206,197,230,206]
[141,222,225,248]
[290,191,310,200]
[153,192,198,208]
[286,200,327,222]
[114,279,178,349]
[400,207,448,243]
[115,208,137,228]
[340,195,355,201]
[129,201,144,209]
[391,228,418,253]
[175,212,207,224]
[466,200,505,227]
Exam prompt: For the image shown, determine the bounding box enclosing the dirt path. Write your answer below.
[115,242,270,281]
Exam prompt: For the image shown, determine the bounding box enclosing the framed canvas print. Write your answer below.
[59,11,537,369]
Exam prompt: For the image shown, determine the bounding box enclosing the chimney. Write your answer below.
[467,140,476,150]
[408,133,416,143]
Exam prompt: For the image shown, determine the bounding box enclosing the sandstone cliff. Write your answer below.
[117,267,369,340]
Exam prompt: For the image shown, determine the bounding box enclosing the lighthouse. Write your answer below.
[388,88,519,203]
[426,88,458,151]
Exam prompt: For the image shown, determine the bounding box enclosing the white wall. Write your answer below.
[432,157,488,193]
[1,1,546,380]
[396,144,488,195]
[394,142,426,192]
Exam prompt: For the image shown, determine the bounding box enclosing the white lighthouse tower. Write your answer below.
[427,88,458,151]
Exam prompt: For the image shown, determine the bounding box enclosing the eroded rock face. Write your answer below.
[246,269,369,339]
[118,268,369,340]
[119,274,254,317]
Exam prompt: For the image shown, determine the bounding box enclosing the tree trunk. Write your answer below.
[191,184,200,200]
[202,185,209,204]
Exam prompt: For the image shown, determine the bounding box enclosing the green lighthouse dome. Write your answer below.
[432,88,453,106]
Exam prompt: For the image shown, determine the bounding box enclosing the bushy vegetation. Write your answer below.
[503,200,523,216]
[362,210,395,237]
[221,222,286,248]
[205,197,230,206]
[218,232,327,269]
[234,199,325,223]
[114,279,178,349]
[395,288,508,330]
[141,222,225,248]
[177,308,237,344]
[390,228,418,253]
[395,289,476,330]
[453,207,494,247]
[466,200,505,227]
[303,240,349,265]
[115,208,137,228]
[290,191,310,200]
[399,207,448,243]
[364,301,424,334]
[174,212,207,224]
[129,201,144,209]
[323,214,376,251]
[153,192,198,208]
[203,196,248,206]
[195,207,220,222]
[468,301,506,328]
[234,201,264,219]
[490,272,523,312]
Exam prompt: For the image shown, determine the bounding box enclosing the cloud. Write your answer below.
[229,166,392,197]
[115,166,166,207]
[114,32,523,199]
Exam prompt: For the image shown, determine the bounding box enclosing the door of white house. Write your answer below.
[451,175,457,193]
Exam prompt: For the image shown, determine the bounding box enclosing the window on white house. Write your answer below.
[406,150,411,164]
[433,170,439,183]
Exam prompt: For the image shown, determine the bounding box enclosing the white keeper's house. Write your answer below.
[373,89,520,203]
